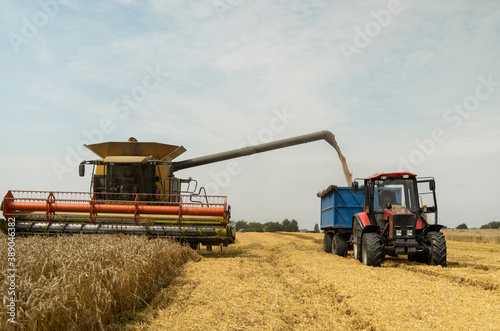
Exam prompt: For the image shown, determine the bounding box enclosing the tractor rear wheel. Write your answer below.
[332,234,348,257]
[323,232,333,253]
[353,220,363,261]
[361,233,383,267]
[427,232,447,267]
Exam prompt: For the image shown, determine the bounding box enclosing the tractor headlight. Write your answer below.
[396,230,402,236]
[407,230,413,236]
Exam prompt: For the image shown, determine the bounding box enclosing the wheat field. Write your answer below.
[1,230,500,330]
[442,228,500,244]
[0,234,198,330]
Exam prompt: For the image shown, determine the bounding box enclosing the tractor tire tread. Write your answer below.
[362,233,383,267]
[353,219,363,261]
[427,232,447,267]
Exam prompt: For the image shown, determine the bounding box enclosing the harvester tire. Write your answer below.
[353,220,363,261]
[323,232,333,253]
[361,233,383,267]
[426,232,447,267]
[332,234,348,257]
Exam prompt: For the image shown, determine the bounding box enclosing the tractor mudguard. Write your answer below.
[353,213,378,234]
[355,212,371,228]
[424,224,444,235]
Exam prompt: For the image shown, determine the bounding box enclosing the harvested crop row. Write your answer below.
[383,241,500,292]
[130,232,375,330]
[0,234,198,330]
[130,232,500,330]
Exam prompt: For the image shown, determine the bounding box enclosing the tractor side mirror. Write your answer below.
[352,181,359,192]
[79,163,85,177]
[429,180,436,191]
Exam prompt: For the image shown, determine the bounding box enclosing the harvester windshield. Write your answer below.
[103,164,158,199]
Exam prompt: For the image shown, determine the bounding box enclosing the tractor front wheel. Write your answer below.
[361,233,383,267]
[332,234,348,257]
[427,231,447,267]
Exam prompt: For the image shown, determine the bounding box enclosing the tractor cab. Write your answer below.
[353,172,438,225]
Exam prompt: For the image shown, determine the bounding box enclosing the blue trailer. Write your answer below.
[317,185,364,256]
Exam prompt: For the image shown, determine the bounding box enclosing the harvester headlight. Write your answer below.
[407,230,413,236]
[381,175,388,180]
[396,230,403,236]
[403,174,410,179]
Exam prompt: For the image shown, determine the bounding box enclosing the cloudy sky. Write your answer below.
[1,0,499,229]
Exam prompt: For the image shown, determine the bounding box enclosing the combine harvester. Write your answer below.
[1,131,352,250]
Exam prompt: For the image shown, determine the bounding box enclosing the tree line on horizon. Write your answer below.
[234,219,308,232]
[456,221,500,230]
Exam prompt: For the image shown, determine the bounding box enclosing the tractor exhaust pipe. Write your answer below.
[171,130,352,185]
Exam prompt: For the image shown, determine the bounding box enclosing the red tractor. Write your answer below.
[351,172,447,267]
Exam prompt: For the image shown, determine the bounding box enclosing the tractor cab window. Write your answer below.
[373,179,417,212]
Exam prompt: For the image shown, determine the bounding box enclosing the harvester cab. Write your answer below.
[79,140,190,202]
[351,172,446,267]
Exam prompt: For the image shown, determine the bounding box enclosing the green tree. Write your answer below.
[246,222,264,232]
[456,223,468,229]
[264,222,284,232]
[281,219,299,232]
[235,220,248,231]
[282,219,291,231]
[288,219,299,232]
[313,223,320,233]
[480,221,500,229]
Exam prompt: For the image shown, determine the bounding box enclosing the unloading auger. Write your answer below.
[1,131,352,248]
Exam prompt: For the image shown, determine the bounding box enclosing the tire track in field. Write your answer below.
[256,243,375,330]
[382,259,500,292]
[282,232,500,292]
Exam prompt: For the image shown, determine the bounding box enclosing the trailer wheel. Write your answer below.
[353,221,362,261]
[323,232,333,253]
[332,234,348,257]
[426,232,447,267]
[361,233,383,267]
